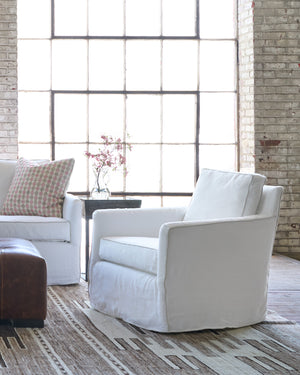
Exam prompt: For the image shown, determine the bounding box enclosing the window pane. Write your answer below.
[55,94,87,142]
[163,41,198,90]
[200,0,236,39]
[89,0,124,36]
[127,95,161,143]
[199,145,236,171]
[18,0,51,38]
[89,40,124,90]
[163,196,192,207]
[126,0,160,36]
[18,40,51,90]
[163,95,196,143]
[17,0,238,201]
[126,41,160,90]
[200,41,236,91]
[55,144,87,191]
[54,0,87,36]
[18,144,51,160]
[126,145,160,192]
[18,92,50,142]
[89,95,124,141]
[52,40,87,90]
[200,93,236,143]
[134,196,161,208]
[162,145,194,192]
[163,0,196,36]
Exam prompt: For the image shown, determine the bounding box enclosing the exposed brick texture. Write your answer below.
[252,0,300,256]
[238,0,255,173]
[239,0,300,256]
[0,0,17,159]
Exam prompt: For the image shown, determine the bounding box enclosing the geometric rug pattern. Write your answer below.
[0,281,299,375]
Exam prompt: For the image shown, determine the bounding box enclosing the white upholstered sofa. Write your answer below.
[0,159,82,285]
[89,169,283,332]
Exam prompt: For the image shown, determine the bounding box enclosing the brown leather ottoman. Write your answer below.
[0,238,47,327]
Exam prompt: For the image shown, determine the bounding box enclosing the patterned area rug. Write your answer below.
[0,281,299,375]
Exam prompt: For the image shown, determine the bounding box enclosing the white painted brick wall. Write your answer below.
[253,0,300,255]
[238,0,255,173]
[0,0,17,159]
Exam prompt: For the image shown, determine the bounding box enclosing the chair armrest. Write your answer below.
[157,215,278,326]
[62,193,82,245]
[159,214,278,272]
[89,206,186,276]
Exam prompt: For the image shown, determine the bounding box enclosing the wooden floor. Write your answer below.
[268,253,300,323]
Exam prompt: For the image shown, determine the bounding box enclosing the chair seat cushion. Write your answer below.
[99,236,159,275]
[184,168,266,221]
[0,216,70,241]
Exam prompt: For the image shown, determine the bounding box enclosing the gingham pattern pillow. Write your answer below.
[1,158,75,217]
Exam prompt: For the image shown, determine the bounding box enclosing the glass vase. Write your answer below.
[91,168,111,200]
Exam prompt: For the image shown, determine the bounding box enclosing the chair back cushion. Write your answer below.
[184,169,266,221]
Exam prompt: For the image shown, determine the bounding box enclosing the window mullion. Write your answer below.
[51,0,55,38]
[160,0,163,206]
[51,92,55,160]
[123,0,127,195]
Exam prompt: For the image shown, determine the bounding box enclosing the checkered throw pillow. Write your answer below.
[1,158,75,217]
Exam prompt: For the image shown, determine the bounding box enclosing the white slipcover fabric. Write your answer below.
[89,171,283,332]
[0,159,82,285]
[184,168,266,221]
[0,215,70,241]
[100,236,158,275]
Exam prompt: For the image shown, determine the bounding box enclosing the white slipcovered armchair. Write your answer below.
[89,169,283,332]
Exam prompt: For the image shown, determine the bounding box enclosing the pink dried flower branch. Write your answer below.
[85,134,132,175]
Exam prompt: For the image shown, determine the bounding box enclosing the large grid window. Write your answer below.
[18,0,238,207]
